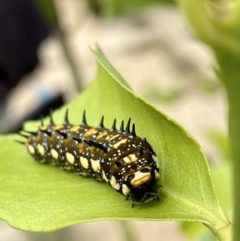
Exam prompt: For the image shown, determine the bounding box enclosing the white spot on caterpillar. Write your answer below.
[113,138,128,148]
[28,145,35,155]
[122,184,130,195]
[155,170,160,179]
[37,144,45,156]
[91,159,100,172]
[66,152,75,164]
[80,157,89,169]
[51,149,59,159]
[110,176,120,190]
[152,155,159,167]
[102,171,109,182]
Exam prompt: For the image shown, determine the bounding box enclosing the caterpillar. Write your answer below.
[17,110,160,207]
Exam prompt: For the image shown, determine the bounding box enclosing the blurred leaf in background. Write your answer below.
[33,0,58,27]
[87,0,175,17]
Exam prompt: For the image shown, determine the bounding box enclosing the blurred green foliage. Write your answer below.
[33,0,58,26]
[87,0,175,17]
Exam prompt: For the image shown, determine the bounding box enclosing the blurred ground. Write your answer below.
[0,1,227,241]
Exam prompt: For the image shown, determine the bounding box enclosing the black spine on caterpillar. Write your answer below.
[18,109,161,207]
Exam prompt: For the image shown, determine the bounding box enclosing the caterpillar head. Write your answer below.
[119,150,160,207]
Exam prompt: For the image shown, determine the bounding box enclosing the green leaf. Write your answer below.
[99,0,175,17]
[0,46,231,239]
[181,161,233,239]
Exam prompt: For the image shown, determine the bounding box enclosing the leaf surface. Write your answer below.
[0,46,229,233]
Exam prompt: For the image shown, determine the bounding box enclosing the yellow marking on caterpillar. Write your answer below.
[37,144,45,156]
[28,145,35,155]
[122,184,130,195]
[84,128,98,137]
[131,172,152,188]
[110,176,120,190]
[80,157,89,169]
[66,152,75,164]
[54,125,64,131]
[77,142,85,152]
[123,154,138,163]
[104,134,113,140]
[96,132,108,139]
[112,138,128,149]
[123,156,131,163]
[108,134,120,141]
[51,149,59,159]
[70,126,80,132]
[91,159,100,172]
[40,126,48,131]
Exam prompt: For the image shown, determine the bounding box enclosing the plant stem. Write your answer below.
[56,27,83,92]
[215,50,240,241]
[205,220,232,241]
[35,0,83,92]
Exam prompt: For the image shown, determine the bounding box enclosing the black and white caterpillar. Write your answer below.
[18,110,160,207]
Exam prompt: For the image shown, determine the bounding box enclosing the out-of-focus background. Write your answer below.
[0,0,228,240]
